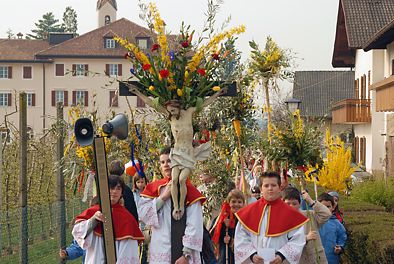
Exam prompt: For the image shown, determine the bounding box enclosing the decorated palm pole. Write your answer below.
[116,3,245,220]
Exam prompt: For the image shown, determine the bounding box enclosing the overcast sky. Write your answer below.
[1,0,339,72]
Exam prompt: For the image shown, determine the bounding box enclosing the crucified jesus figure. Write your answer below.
[125,83,227,220]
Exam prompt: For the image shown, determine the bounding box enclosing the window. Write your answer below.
[105,15,111,25]
[109,91,118,107]
[137,96,145,108]
[0,93,11,106]
[26,93,35,107]
[51,90,68,106]
[72,91,88,106]
[0,128,11,143]
[105,38,116,48]
[23,66,32,79]
[0,66,10,79]
[136,38,148,50]
[55,64,64,76]
[72,64,88,76]
[105,64,122,76]
[27,127,34,139]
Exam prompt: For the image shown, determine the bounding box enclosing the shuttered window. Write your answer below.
[0,93,11,106]
[55,64,65,76]
[23,66,32,79]
[137,96,145,108]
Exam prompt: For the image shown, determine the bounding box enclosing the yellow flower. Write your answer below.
[149,85,155,91]
[177,89,183,96]
[212,86,221,92]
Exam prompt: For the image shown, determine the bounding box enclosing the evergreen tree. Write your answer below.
[6,28,15,39]
[62,6,78,34]
[27,12,64,39]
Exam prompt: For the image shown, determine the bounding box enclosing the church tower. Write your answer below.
[97,0,117,28]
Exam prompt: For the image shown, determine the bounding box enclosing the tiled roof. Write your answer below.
[36,18,158,58]
[363,17,394,51]
[342,0,394,48]
[97,0,117,10]
[292,71,355,118]
[0,39,50,61]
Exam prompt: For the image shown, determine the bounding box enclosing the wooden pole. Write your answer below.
[19,92,28,264]
[56,102,66,263]
[0,131,3,254]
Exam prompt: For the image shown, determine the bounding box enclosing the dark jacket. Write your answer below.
[123,185,139,222]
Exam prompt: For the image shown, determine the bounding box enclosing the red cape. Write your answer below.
[75,203,144,242]
[235,198,308,237]
[141,177,206,206]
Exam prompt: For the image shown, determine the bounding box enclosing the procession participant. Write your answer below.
[234,171,308,264]
[72,175,144,264]
[211,189,245,264]
[283,187,330,264]
[138,147,205,264]
[108,159,139,222]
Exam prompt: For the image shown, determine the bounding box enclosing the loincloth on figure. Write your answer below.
[169,142,212,170]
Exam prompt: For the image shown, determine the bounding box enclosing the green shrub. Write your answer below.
[341,196,394,263]
[350,178,394,211]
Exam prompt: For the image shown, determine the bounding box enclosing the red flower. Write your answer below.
[212,53,220,60]
[159,69,170,79]
[197,68,206,76]
[181,41,189,48]
[142,64,151,71]
[151,43,160,52]
[124,53,130,59]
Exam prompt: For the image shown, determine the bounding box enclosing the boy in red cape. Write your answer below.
[72,175,144,264]
[234,171,308,264]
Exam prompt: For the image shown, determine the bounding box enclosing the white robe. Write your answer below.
[138,193,203,264]
[234,208,306,264]
[72,220,140,264]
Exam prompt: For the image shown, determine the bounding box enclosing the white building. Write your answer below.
[331,0,394,175]
[0,0,152,138]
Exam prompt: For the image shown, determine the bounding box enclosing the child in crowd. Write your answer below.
[132,174,149,264]
[328,191,344,224]
[59,239,85,263]
[283,187,331,264]
[211,189,245,264]
[318,193,347,264]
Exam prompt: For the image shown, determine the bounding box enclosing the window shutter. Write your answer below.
[368,70,371,99]
[32,93,36,106]
[118,64,122,76]
[56,64,64,76]
[64,91,68,106]
[392,60,394,75]
[23,66,32,79]
[105,64,110,76]
[137,96,145,108]
[84,91,88,106]
[51,91,55,106]
[354,137,359,164]
[110,91,118,107]
[72,91,76,105]
[8,66,12,79]
[84,64,89,76]
[72,64,76,76]
[361,75,366,99]
[7,93,11,106]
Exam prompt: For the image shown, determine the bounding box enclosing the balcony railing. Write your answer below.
[370,75,394,112]
[332,99,371,124]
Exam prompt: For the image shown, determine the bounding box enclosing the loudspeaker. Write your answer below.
[74,118,94,147]
[102,113,128,140]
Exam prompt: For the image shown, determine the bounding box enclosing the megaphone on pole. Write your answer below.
[74,118,94,147]
[102,113,128,140]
